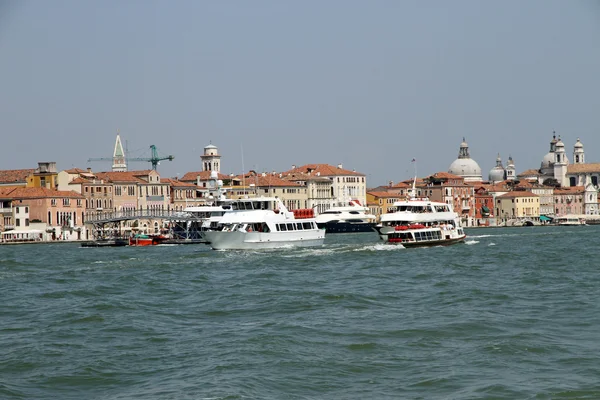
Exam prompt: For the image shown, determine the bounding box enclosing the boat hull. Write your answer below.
[129,236,167,246]
[317,221,375,233]
[388,235,466,247]
[203,230,325,250]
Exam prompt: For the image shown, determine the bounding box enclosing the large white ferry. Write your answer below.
[373,182,466,247]
[315,199,376,233]
[202,197,325,250]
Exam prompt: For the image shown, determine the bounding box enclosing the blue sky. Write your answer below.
[1,0,599,186]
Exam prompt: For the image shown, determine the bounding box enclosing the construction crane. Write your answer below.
[88,144,174,171]
[130,145,175,170]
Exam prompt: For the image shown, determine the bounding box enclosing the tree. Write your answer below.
[543,178,560,187]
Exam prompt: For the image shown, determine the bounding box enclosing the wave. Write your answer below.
[465,240,480,245]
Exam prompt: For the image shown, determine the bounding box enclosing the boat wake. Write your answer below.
[354,243,404,252]
[465,240,480,245]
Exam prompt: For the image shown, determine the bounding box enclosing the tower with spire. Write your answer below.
[112,132,127,172]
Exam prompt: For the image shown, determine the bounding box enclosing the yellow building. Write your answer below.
[27,162,59,189]
[495,191,540,222]
[367,191,403,221]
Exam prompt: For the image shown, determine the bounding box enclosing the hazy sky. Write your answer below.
[1,0,599,186]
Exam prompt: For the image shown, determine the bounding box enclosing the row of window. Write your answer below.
[276,222,317,231]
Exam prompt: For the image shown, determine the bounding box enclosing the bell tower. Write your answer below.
[200,143,221,173]
[573,138,585,164]
[554,137,568,187]
[112,132,127,172]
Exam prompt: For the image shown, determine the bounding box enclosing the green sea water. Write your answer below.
[2,226,600,399]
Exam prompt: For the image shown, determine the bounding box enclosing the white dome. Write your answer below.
[488,154,505,182]
[541,152,554,168]
[488,167,505,182]
[449,158,482,181]
[574,138,583,148]
[448,138,483,181]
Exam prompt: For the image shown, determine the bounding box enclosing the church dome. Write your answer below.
[448,138,483,181]
[574,138,583,148]
[541,152,554,169]
[488,154,505,182]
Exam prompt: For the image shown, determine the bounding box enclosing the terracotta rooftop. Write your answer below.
[95,171,146,183]
[367,191,402,198]
[64,168,88,174]
[517,169,542,177]
[428,172,464,180]
[0,169,35,184]
[282,164,365,177]
[0,187,84,199]
[567,163,600,174]
[554,186,585,195]
[161,178,197,187]
[180,171,230,182]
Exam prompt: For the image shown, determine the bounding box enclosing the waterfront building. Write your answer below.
[423,172,477,227]
[473,186,494,226]
[495,191,540,224]
[231,171,307,210]
[281,172,334,214]
[386,181,411,198]
[448,138,483,182]
[0,187,86,242]
[282,164,367,208]
[161,178,199,211]
[366,191,403,221]
[553,186,584,216]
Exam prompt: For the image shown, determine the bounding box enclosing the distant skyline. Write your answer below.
[1,0,599,186]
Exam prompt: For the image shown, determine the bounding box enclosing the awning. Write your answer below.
[481,206,490,213]
[1,229,42,236]
[540,215,553,221]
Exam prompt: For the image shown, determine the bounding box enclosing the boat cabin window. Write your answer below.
[275,222,315,231]
[349,211,360,215]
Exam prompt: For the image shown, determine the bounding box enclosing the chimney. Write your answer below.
[389,181,393,187]
[337,163,343,169]
[292,164,296,170]
[87,167,92,173]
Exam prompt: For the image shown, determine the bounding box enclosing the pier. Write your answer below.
[84,210,207,242]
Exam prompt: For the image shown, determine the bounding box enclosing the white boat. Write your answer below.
[202,197,325,250]
[554,216,586,226]
[315,199,376,233]
[183,204,231,231]
[373,182,466,247]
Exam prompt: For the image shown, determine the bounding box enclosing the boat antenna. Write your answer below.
[410,158,417,199]
[241,143,245,197]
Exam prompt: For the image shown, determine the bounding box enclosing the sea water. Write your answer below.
[1,226,600,399]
